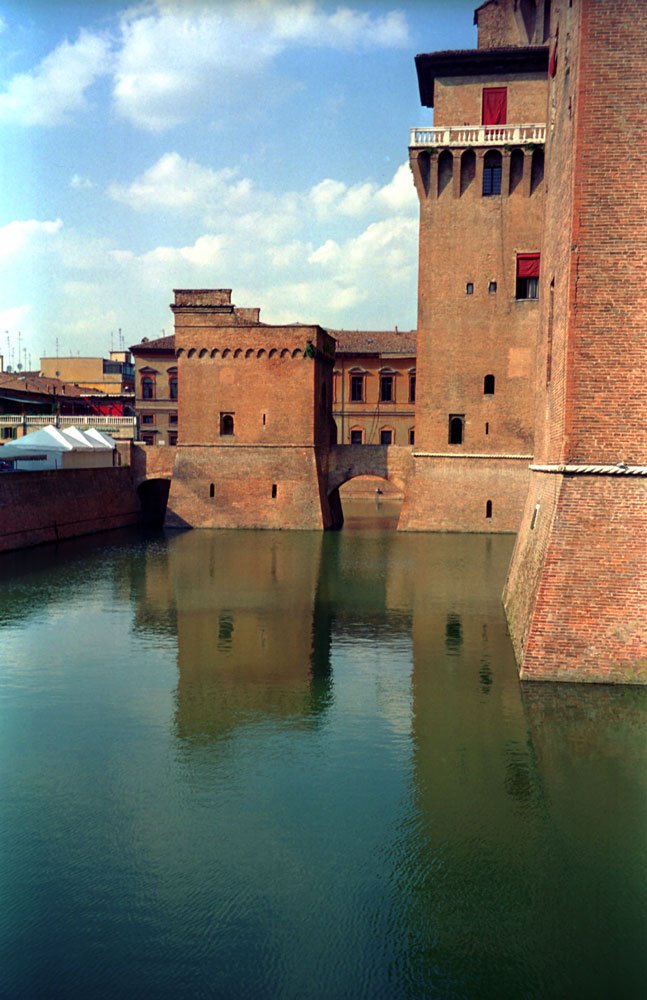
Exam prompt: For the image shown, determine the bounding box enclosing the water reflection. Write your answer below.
[0,529,645,999]
[134,530,333,742]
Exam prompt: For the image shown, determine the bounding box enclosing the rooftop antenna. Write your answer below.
[56,337,59,359]
[110,330,114,352]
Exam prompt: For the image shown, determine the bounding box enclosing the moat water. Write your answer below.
[1,517,645,999]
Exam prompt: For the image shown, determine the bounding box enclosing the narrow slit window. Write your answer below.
[486,500,493,519]
[485,422,489,435]
[488,281,497,294]
[466,282,474,295]
[271,484,277,499]
[209,483,215,498]
[484,374,495,395]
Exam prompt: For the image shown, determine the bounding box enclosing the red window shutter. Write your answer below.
[517,253,541,278]
[482,87,507,126]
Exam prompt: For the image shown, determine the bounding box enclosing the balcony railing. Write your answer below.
[0,415,136,428]
[410,124,546,148]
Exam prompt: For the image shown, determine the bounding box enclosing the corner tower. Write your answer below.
[167,290,337,529]
[400,16,549,532]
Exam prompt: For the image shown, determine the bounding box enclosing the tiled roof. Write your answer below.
[327,330,417,356]
[0,373,87,398]
[130,334,175,352]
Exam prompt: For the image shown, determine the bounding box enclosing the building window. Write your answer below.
[2,427,17,439]
[409,373,416,403]
[350,427,363,445]
[466,282,474,295]
[169,412,178,425]
[488,281,497,294]
[168,432,178,447]
[209,483,215,498]
[408,427,415,445]
[516,253,541,299]
[460,149,476,195]
[484,374,495,395]
[483,151,502,196]
[220,412,234,436]
[448,415,464,445]
[486,500,493,519]
[380,374,394,403]
[142,413,155,425]
[169,376,178,400]
[141,376,155,400]
[482,87,507,126]
[271,483,278,499]
[485,422,489,435]
[350,373,365,402]
[142,433,155,446]
[380,428,393,445]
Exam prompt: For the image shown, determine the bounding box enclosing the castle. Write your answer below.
[133,0,646,684]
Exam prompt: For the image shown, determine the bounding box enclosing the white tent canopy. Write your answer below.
[0,425,116,470]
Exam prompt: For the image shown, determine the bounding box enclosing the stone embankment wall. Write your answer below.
[0,467,141,554]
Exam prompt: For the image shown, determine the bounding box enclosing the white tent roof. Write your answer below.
[84,427,116,450]
[0,424,116,459]
[3,425,74,454]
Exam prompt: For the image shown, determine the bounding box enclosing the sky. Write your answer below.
[0,0,476,368]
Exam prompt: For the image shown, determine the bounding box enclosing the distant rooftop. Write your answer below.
[327,330,417,356]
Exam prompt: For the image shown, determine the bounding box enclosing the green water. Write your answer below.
[0,527,645,999]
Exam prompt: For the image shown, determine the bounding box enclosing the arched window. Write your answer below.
[460,149,476,195]
[531,148,544,194]
[141,376,154,400]
[483,150,502,196]
[409,372,416,403]
[169,374,178,400]
[448,415,464,445]
[437,150,453,197]
[486,500,493,519]
[220,413,234,436]
[509,148,524,194]
[484,374,495,395]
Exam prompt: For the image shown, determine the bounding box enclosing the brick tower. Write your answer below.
[504,0,647,682]
[400,3,550,532]
[167,290,337,529]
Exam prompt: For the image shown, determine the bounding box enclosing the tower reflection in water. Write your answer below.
[135,530,333,743]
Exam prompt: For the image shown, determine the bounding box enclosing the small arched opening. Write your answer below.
[483,150,502,196]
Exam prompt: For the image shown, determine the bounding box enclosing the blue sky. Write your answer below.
[0,0,476,368]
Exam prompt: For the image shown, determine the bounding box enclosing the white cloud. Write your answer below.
[108,152,244,210]
[113,1,409,131]
[0,303,32,331]
[0,30,111,126]
[70,174,94,190]
[0,218,63,261]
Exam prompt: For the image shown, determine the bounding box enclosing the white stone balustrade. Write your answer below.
[410,124,546,148]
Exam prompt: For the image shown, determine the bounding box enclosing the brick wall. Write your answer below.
[400,456,530,532]
[504,0,647,683]
[434,73,547,127]
[0,467,140,553]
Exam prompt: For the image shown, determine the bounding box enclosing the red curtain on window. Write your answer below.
[517,253,541,278]
[482,87,507,126]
